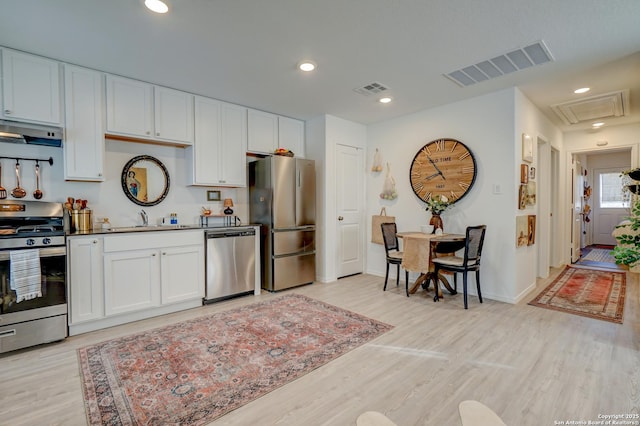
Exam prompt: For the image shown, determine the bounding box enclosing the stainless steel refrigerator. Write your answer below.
[249,156,315,291]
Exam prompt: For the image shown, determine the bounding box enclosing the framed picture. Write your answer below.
[207,190,221,201]
[520,164,529,184]
[527,181,536,206]
[522,133,533,163]
[527,215,536,246]
[518,184,528,210]
[516,215,528,247]
[529,166,536,180]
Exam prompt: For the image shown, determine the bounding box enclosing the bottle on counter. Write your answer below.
[102,218,111,230]
[170,213,178,225]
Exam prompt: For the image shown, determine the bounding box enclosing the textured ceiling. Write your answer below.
[0,0,638,131]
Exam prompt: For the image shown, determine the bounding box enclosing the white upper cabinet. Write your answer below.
[247,109,278,154]
[105,75,153,138]
[190,96,247,187]
[278,116,305,158]
[247,108,305,157]
[64,65,105,181]
[105,75,194,146]
[154,86,194,144]
[1,48,62,125]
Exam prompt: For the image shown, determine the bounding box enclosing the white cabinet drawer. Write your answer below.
[103,230,203,252]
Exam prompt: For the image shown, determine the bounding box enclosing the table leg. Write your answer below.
[409,274,427,294]
[409,272,446,298]
[437,273,458,295]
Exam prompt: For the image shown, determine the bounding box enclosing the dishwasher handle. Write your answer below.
[206,229,255,239]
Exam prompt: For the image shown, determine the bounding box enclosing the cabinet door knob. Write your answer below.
[152,253,156,256]
[338,216,344,221]
[156,132,160,136]
[98,173,102,177]
[162,252,166,255]
[93,240,97,244]
[146,131,151,135]
[4,109,11,115]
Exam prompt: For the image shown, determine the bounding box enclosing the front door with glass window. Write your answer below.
[593,168,630,245]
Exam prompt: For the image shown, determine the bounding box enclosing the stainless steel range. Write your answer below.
[0,200,67,353]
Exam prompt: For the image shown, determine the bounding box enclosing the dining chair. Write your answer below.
[380,222,410,297]
[432,225,487,309]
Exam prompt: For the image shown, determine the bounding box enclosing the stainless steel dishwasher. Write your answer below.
[204,227,256,303]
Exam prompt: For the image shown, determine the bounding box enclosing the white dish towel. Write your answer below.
[10,249,42,303]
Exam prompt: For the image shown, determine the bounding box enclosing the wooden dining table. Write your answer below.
[397,232,466,296]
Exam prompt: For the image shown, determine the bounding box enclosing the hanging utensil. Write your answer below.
[11,160,26,199]
[0,161,7,199]
[33,161,43,199]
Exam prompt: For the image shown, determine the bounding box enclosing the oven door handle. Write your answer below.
[0,246,66,261]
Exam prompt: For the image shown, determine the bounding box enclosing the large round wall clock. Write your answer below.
[409,138,477,203]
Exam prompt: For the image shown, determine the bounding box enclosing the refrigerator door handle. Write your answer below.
[273,225,315,232]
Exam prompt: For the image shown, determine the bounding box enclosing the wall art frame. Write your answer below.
[522,133,533,163]
[520,164,529,184]
[516,215,528,247]
[528,215,537,246]
[207,190,221,202]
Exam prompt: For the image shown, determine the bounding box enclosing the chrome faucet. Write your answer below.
[140,209,148,226]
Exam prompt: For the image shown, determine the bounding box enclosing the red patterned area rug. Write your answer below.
[529,265,626,323]
[78,294,392,425]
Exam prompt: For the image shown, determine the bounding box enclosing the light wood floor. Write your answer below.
[1,268,638,425]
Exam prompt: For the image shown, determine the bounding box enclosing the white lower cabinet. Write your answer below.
[68,236,104,325]
[104,248,161,315]
[68,230,204,336]
[161,245,204,304]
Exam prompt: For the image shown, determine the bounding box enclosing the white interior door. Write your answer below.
[336,144,364,278]
[593,167,628,245]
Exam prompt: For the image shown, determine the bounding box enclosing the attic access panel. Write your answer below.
[550,90,629,125]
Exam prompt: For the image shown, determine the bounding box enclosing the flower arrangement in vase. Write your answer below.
[425,194,451,233]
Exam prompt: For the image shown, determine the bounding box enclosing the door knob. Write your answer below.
[338,216,344,221]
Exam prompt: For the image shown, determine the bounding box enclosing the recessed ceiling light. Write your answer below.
[592,122,605,128]
[574,87,590,94]
[298,61,316,72]
[379,97,392,104]
[145,0,169,14]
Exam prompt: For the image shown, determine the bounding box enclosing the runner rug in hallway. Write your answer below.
[529,265,626,324]
[78,294,393,425]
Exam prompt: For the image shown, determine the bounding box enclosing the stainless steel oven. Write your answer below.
[0,200,67,353]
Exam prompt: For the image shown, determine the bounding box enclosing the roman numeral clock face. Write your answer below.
[409,138,477,204]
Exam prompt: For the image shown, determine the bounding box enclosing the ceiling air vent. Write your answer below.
[445,40,554,87]
[353,81,390,96]
[550,90,629,125]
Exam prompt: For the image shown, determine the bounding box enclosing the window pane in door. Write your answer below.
[599,172,629,208]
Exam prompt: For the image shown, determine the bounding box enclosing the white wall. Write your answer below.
[366,88,520,302]
[564,123,640,160]
[514,89,564,292]
[306,114,367,283]
[0,139,247,227]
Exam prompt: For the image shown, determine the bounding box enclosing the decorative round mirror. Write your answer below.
[121,155,170,206]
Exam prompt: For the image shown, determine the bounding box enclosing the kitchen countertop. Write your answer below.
[67,224,260,236]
